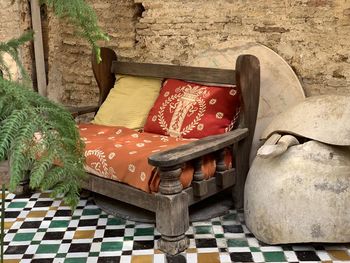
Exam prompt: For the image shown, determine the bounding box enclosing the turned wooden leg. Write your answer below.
[156,166,189,255]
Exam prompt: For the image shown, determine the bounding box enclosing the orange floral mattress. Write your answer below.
[79,124,222,193]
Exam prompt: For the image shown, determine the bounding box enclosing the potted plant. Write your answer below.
[0,1,108,261]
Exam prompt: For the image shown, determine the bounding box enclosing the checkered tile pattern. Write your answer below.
[2,191,350,262]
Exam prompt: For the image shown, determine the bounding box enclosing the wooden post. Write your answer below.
[156,166,189,255]
[234,55,260,208]
[30,0,47,97]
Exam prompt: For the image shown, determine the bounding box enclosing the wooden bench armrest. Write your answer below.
[148,128,248,168]
[66,105,99,118]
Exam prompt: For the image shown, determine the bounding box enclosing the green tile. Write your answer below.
[56,253,67,258]
[107,218,126,225]
[38,228,47,232]
[212,221,221,225]
[195,226,212,234]
[124,236,133,241]
[215,234,224,238]
[101,242,123,252]
[31,240,41,245]
[263,251,286,262]
[13,232,35,241]
[250,247,260,252]
[82,209,101,216]
[125,224,134,228]
[72,216,80,220]
[49,220,69,228]
[8,202,27,208]
[89,252,99,257]
[222,213,237,220]
[64,258,87,263]
[134,227,154,236]
[100,214,108,218]
[36,244,60,254]
[227,239,249,247]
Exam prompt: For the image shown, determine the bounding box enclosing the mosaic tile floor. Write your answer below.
[2,191,350,263]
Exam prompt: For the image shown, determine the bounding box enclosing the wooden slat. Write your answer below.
[112,61,236,85]
[31,0,47,96]
[148,128,248,168]
[92,48,117,106]
[87,174,158,212]
[66,105,99,118]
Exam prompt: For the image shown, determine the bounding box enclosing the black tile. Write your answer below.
[230,252,254,262]
[21,221,42,229]
[223,225,243,233]
[245,233,255,238]
[97,257,120,263]
[281,244,293,251]
[186,234,194,239]
[4,211,20,218]
[68,243,91,253]
[43,231,65,240]
[295,251,320,261]
[133,240,154,250]
[6,229,18,234]
[22,254,34,259]
[166,254,187,263]
[78,219,98,227]
[55,210,72,217]
[34,201,53,207]
[23,207,32,211]
[195,238,217,248]
[93,238,103,243]
[122,250,132,255]
[5,245,28,254]
[31,259,54,263]
[219,248,228,252]
[66,227,76,231]
[96,225,106,230]
[62,239,72,244]
[104,229,125,238]
[29,198,38,201]
[43,217,53,221]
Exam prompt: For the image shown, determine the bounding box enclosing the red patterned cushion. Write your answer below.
[144,79,240,138]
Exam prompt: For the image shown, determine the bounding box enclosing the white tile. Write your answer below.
[219,253,232,263]
[260,246,283,252]
[251,252,265,262]
[120,255,132,263]
[227,247,251,252]
[283,250,298,262]
[153,253,166,263]
[186,253,198,263]
[316,250,332,261]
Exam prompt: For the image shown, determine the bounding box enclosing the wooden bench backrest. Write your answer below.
[91,47,260,207]
[91,47,259,149]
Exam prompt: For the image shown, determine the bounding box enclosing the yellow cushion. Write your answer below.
[92,75,162,129]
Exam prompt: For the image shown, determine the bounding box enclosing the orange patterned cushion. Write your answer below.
[144,79,240,138]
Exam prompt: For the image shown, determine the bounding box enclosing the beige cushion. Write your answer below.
[92,75,162,129]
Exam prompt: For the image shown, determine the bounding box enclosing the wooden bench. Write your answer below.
[73,47,260,255]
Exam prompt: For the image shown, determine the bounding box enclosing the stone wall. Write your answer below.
[0,1,32,80]
[3,0,350,105]
[46,0,141,105]
[134,0,350,97]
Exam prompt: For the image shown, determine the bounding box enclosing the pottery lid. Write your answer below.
[261,95,350,146]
